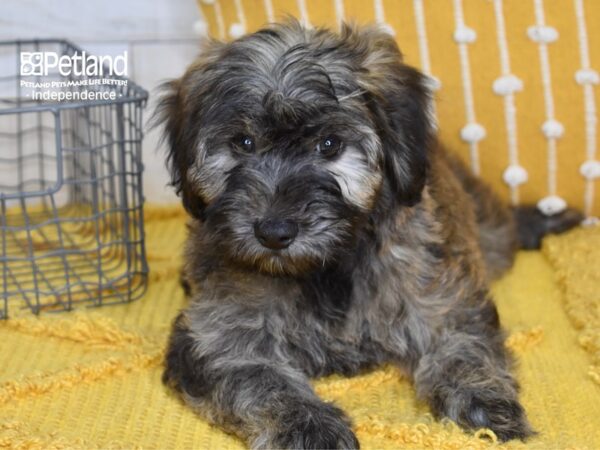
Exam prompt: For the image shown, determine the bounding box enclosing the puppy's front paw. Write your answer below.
[464,396,534,442]
[256,401,359,449]
[440,391,534,442]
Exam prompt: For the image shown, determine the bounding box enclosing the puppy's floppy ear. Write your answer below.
[153,41,226,219]
[153,79,207,219]
[351,26,434,206]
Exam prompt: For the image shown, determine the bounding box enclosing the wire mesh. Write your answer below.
[0,40,148,319]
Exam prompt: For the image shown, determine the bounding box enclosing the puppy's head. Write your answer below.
[155,21,433,275]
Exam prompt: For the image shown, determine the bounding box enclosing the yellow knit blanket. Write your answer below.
[1,207,598,449]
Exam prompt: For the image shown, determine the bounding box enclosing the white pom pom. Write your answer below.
[492,74,523,95]
[575,68,600,85]
[201,0,215,4]
[193,20,208,36]
[453,26,477,44]
[541,119,564,139]
[460,123,486,143]
[527,25,559,43]
[580,160,600,180]
[380,23,395,36]
[537,195,567,216]
[425,75,442,91]
[229,23,246,39]
[503,165,528,187]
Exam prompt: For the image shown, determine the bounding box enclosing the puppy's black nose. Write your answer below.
[254,219,298,250]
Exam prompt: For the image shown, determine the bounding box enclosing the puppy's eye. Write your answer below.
[315,135,343,157]
[233,135,255,153]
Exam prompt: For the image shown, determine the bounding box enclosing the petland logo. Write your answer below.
[20,51,128,77]
[19,51,129,102]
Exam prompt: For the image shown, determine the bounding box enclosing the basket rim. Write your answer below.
[0,38,149,115]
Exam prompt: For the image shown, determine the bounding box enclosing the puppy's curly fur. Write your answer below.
[156,21,581,449]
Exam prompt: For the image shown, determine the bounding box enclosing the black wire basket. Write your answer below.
[0,40,149,318]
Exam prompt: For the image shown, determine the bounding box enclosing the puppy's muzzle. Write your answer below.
[254,218,298,250]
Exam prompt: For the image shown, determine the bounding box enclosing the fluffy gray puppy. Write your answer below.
[155,21,581,449]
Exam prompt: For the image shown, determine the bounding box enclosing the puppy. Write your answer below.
[156,21,581,449]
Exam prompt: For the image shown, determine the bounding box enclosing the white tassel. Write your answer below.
[537,195,567,215]
[542,119,564,139]
[229,23,246,39]
[453,26,477,44]
[580,160,600,180]
[493,74,523,95]
[527,25,559,43]
[575,68,600,85]
[582,217,599,227]
[503,165,528,187]
[460,123,486,143]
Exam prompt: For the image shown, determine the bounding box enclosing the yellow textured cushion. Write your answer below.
[1,207,599,449]
[197,0,600,219]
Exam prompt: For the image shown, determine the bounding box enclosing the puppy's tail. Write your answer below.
[513,206,583,250]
